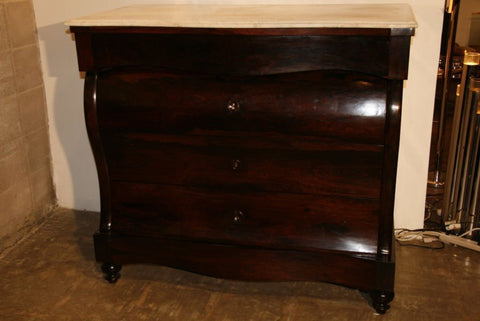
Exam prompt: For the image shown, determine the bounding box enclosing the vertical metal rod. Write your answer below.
[455,57,480,226]
[456,85,478,225]
[428,0,460,187]
[442,52,480,222]
[466,81,480,236]
[443,66,469,220]
[446,0,454,14]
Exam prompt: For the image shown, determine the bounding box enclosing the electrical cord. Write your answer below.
[458,227,480,238]
[395,227,480,251]
[394,229,445,249]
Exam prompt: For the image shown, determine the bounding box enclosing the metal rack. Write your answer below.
[442,51,480,240]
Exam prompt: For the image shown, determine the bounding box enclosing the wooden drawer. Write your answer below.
[111,182,379,254]
[104,133,383,199]
[72,30,404,78]
[96,70,387,144]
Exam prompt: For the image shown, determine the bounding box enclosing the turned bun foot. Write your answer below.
[371,291,394,314]
[101,262,122,283]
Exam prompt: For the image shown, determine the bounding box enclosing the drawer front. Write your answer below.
[103,134,383,199]
[111,182,379,254]
[75,31,399,78]
[97,70,387,144]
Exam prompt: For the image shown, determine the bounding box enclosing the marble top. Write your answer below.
[65,4,417,29]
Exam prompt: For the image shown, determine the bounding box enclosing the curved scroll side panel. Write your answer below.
[84,71,112,232]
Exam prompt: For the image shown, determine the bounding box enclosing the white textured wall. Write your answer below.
[32,0,444,229]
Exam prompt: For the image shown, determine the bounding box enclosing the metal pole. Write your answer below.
[456,78,479,225]
[428,0,460,187]
[442,52,480,222]
[465,79,480,236]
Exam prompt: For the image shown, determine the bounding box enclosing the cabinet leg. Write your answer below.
[101,262,122,283]
[370,290,394,314]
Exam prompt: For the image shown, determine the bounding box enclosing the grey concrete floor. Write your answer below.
[0,208,479,321]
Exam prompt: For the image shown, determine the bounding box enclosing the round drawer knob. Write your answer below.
[226,101,240,113]
[231,159,242,171]
[232,209,245,224]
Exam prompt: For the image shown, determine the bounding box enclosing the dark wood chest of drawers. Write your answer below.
[69,6,415,313]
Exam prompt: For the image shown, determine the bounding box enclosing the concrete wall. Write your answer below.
[0,0,55,252]
[32,0,445,229]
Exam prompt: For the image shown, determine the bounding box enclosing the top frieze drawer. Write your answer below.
[71,29,411,79]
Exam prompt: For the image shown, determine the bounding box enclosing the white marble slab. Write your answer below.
[65,4,417,29]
